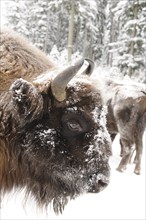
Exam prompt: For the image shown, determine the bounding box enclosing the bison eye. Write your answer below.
[67,120,82,132]
[61,112,90,138]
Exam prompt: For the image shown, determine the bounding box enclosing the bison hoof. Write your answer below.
[116,166,126,173]
[134,169,140,175]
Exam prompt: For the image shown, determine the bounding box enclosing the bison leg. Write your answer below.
[119,138,124,157]
[128,147,136,164]
[116,139,132,172]
[134,136,143,175]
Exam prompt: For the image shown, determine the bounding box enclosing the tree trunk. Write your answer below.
[67,0,75,63]
[44,11,50,53]
[128,4,138,77]
[107,3,117,67]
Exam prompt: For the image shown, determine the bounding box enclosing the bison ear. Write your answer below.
[10,78,43,118]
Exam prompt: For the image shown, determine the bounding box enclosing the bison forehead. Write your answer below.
[65,80,101,108]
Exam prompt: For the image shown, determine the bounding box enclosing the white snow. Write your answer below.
[1,1,7,25]
[1,133,145,220]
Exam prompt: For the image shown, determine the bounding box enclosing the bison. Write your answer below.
[95,77,146,175]
[0,29,111,214]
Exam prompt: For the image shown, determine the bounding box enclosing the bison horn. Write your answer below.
[81,58,95,76]
[51,58,84,102]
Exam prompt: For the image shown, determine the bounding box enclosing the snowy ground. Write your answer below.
[0,133,145,220]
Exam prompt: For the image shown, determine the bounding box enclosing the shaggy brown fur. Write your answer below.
[0,28,55,91]
[0,29,111,214]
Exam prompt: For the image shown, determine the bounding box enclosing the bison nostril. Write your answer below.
[91,180,108,193]
[88,175,109,193]
[97,179,108,191]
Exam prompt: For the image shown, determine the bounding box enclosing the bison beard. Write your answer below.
[0,29,111,214]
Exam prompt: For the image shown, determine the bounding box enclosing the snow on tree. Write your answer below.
[4,0,107,63]
[3,0,145,82]
[106,0,146,82]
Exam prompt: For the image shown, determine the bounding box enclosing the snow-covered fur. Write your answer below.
[93,77,146,175]
[0,29,111,214]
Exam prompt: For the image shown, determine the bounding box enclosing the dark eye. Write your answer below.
[61,112,91,138]
[67,120,82,132]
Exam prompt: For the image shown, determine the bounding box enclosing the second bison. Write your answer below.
[96,77,146,175]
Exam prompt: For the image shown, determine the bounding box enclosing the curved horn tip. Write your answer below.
[85,57,95,66]
[73,58,84,67]
[83,58,95,76]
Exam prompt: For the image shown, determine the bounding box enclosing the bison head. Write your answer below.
[0,59,111,213]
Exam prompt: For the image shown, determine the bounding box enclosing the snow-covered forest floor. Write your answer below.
[1,133,145,220]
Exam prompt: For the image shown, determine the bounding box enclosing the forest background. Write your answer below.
[2,0,146,83]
